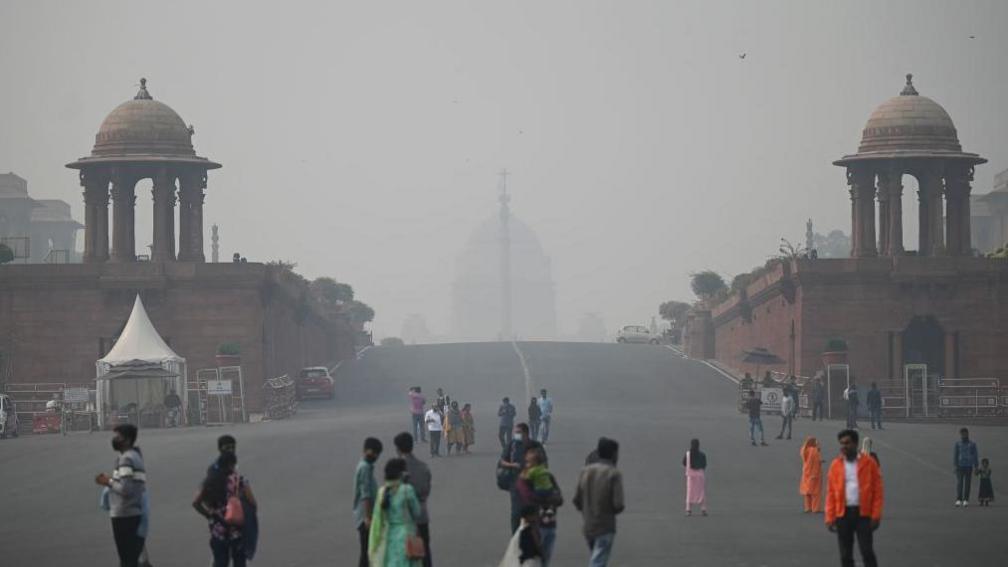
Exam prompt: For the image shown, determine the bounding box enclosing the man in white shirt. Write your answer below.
[424,404,443,458]
[776,394,795,440]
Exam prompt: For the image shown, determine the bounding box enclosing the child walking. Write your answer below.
[977,458,994,506]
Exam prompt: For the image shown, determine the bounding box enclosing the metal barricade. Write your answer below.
[938,378,1002,417]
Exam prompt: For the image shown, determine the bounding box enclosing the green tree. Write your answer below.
[658,300,691,327]
[0,243,14,264]
[310,277,354,306]
[690,271,727,301]
[348,301,375,325]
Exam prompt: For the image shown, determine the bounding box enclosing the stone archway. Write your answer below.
[903,315,944,375]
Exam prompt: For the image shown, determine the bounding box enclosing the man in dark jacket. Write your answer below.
[499,422,546,533]
[811,378,826,421]
[498,397,517,449]
[866,383,883,430]
[954,427,979,507]
[573,437,624,566]
[396,432,433,567]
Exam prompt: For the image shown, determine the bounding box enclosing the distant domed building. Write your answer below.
[451,176,556,340]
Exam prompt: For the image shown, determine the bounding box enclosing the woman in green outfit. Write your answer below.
[369,458,423,567]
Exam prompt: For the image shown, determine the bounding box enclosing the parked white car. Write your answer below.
[616,325,659,344]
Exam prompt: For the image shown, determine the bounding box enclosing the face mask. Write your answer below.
[513,433,523,442]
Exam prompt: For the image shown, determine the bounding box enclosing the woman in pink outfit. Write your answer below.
[683,438,708,516]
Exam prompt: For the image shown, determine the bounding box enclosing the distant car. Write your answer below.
[296,367,335,400]
[0,393,20,439]
[616,325,660,344]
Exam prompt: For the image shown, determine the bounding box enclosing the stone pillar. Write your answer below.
[876,167,904,256]
[81,170,110,263]
[945,164,974,256]
[109,170,137,262]
[877,176,890,256]
[918,167,945,256]
[151,168,177,262]
[178,170,206,262]
[848,167,877,257]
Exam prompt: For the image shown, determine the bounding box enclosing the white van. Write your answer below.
[0,394,19,438]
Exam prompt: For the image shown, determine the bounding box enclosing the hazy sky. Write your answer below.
[3,1,1007,338]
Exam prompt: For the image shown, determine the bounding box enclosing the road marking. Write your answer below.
[511,340,534,402]
[869,435,949,478]
[664,345,687,358]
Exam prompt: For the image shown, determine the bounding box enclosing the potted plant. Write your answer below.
[216,342,241,367]
[822,338,848,367]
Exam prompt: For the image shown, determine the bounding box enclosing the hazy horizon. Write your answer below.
[3,0,1007,338]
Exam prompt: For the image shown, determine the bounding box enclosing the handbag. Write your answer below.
[496,463,516,491]
[225,494,245,526]
[402,487,426,560]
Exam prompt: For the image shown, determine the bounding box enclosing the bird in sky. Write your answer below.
[739,53,746,59]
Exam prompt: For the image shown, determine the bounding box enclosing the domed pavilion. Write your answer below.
[67,78,221,263]
[834,74,986,257]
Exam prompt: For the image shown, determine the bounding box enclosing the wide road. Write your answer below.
[2,342,1006,566]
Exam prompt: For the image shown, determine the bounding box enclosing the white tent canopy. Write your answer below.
[100,295,184,364]
[96,295,187,428]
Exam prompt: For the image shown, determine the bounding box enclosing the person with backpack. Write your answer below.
[192,452,258,567]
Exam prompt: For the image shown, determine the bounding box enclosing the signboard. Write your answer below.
[63,388,89,404]
[761,387,783,413]
[207,379,233,396]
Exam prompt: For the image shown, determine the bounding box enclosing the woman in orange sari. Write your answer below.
[800,436,823,513]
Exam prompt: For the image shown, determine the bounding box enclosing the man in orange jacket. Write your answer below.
[825,429,882,567]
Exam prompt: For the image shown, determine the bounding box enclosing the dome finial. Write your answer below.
[900,73,918,96]
[134,77,153,100]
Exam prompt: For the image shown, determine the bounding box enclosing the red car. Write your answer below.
[296,367,335,400]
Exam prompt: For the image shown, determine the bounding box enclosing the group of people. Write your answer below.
[498,389,554,450]
[496,421,624,567]
[94,428,258,567]
[409,387,476,457]
[354,433,432,567]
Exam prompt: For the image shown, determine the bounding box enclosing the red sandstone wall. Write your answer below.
[710,257,1008,384]
[0,263,356,412]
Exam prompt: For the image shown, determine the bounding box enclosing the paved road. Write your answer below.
[2,342,1006,566]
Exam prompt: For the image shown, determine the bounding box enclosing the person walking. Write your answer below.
[538,390,553,444]
[844,382,860,429]
[425,404,443,458]
[682,438,707,516]
[746,390,767,446]
[164,388,182,427]
[976,458,994,506]
[445,401,464,456]
[192,452,257,567]
[94,424,147,567]
[573,437,624,567]
[498,397,517,450]
[516,445,561,565]
[369,458,424,567]
[800,437,823,513]
[954,427,979,507]
[811,377,826,421]
[353,437,383,566]
[866,383,883,430]
[461,403,476,454]
[435,388,449,413]
[395,433,433,567]
[409,387,427,443]
[825,429,883,567]
[528,397,541,442]
[500,423,547,533]
[777,392,795,440]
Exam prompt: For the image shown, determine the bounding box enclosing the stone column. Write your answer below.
[177,170,206,262]
[848,166,877,257]
[151,168,176,262]
[109,169,137,262]
[918,166,945,256]
[945,164,974,256]
[887,169,904,256]
[877,175,890,256]
[81,170,110,263]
